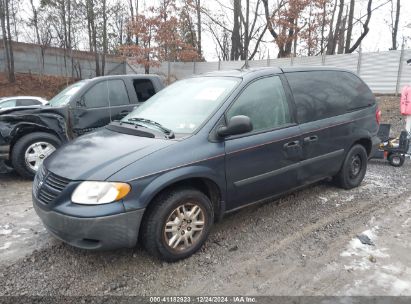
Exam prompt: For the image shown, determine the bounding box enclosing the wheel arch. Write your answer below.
[9,124,62,156]
[352,137,372,157]
[138,166,226,223]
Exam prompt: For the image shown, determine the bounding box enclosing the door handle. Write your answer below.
[284,140,300,149]
[303,135,318,143]
[119,110,130,117]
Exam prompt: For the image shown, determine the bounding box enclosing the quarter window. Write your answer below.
[134,79,156,102]
[286,71,375,123]
[227,76,291,133]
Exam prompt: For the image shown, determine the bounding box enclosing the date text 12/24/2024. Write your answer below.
[149,296,257,303]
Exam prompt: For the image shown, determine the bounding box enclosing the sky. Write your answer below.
[200,0,411,61]
[11,0,411,62]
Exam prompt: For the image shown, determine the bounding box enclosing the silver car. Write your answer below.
[0,96,48,109]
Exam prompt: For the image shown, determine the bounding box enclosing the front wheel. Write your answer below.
[141,188,214,262]
[334,144,368,190]
[11,132,61,179]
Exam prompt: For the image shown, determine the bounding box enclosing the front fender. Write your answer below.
[0,113,69,143]
[123,164,226,211]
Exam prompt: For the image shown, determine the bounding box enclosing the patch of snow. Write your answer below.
[0,242,11,250]
[318,196,328,203]
[0,229,12,235]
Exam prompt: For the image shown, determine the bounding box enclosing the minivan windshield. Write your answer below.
[122,77,240,134]
[48,81,87,107]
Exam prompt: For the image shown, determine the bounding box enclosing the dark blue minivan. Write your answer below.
[32,67,380,261]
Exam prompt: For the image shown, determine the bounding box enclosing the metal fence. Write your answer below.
[0,41,126,79]
[127,49,411,94]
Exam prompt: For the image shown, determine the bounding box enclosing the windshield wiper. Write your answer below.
[127,118,175,139]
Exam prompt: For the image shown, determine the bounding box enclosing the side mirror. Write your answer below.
[217,115,253,137]
[76,97,86,108]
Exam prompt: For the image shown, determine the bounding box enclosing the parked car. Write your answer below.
[32,67,380,261]
[0,74,164,178]
[0,96,48,109]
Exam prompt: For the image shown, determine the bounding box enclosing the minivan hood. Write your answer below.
[44,128,176,181]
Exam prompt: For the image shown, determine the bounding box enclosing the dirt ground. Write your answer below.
[0,73,76,100]
[0,96,410,296]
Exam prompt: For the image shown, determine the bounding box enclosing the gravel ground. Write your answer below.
[0,96,410,296]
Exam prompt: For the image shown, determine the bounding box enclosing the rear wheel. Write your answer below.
[388,153,405,167]
[11,132,61,179]
[141,188,214,262]
[334,144,368,190]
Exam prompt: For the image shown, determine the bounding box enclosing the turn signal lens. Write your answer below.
[376,107,381,125]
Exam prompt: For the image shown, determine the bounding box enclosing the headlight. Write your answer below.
[71,181,131,205]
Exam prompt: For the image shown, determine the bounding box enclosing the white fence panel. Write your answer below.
[360,51,401,94]
[127,49,411,93]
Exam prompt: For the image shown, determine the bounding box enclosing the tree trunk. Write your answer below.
[337,14,347,54]
[326,0,339,55]
[328,0,344,55]
[87,0,100,76]
[1,0,15,82]
[344,0,355,53]
[391,0,400,50]
[230,0,242,60]
[196,0,202,58]
[102,0,107,76]
[320,0,327,54]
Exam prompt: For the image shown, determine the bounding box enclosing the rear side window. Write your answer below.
[286,71,375,123]
[227,76,291,132]
[107,80,130,106]
[16,99,42,106]
[134,79,156,102]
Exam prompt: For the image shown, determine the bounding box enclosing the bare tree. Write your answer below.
[344,0,355,52]
[346,0,373,53]
[389,0,400,50]
[0,0,15,82]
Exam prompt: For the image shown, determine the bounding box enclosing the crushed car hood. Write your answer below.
[44,128,176,181]
[0,106,68,143]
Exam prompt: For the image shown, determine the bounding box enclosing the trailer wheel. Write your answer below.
[388,153,405,167]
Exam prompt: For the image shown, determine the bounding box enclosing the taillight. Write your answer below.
[376,107,381,125]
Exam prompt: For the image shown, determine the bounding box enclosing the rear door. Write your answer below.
[285,71,368,184]
[106,79,135,120]
[224,75,302,210]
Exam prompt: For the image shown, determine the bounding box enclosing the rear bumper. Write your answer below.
[370,136,381,159]
[33,202,145,250]
[0,144,10,160]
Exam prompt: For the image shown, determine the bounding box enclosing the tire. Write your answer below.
[141,187,214,262]
[334,144,368,190]
[11,132,61,179]
[388,153,405,167]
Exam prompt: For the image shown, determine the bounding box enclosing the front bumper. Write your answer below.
[33,202,145,250]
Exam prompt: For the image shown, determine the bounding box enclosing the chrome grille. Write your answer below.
[35,167,70,205]
[45,172,70,192]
